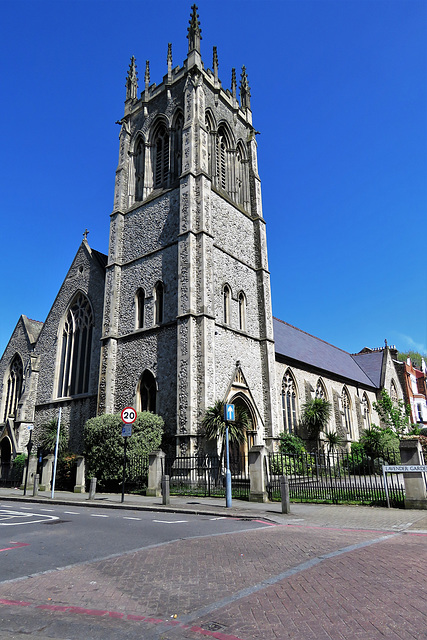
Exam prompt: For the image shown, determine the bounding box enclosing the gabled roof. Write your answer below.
[351,351,384,388]
[273,317,377,388]
[22,316,43,346]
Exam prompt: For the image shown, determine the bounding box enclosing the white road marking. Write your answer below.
[0,509,59,526]
[210,517,226,520]
[90,514,109,518]
[40,508,54,512]
[123,517,141,521]
[64,511,80,515]
[153,519,188,524]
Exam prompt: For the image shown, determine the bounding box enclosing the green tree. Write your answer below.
[84,411,164,490]
[201,400,249,463]
[373,389,413,437]
[278,432,306,455]
[397,351,426,370]
[359,425,400,462]
[300,398,332,453]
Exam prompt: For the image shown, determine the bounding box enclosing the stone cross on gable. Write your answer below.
[83,229,89,240]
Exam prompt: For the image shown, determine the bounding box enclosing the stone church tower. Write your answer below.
[98,6,278,453]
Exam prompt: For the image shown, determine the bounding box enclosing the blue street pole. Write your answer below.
[225,423,232,508]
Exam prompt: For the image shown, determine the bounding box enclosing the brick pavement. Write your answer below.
[1,521,426,640]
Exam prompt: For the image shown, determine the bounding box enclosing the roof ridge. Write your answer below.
[273,317,351,356]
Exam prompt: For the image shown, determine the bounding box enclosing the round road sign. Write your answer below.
[121,406,137,424]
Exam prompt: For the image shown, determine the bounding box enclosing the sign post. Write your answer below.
[224,404,235,508]
[51,408,62,499]
[121,407,137,503]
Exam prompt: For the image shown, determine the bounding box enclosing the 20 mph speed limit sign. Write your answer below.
[121,406,137,424]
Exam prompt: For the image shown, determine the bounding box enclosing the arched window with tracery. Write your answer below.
[238,291,246,331]
[3,354,23,422]
[342,387,352,438]
[134,136,145,201]
[57,293,93,398]
[139,370,157,412]
[315,378,327,401]
[223,284,231,325]
[135,288,145,329]
[152,122,169,189]
[361,392,371,431]
[154,282,164,325]
[171,112,183,181]
[282,371,298,434]
[216,126,231,193]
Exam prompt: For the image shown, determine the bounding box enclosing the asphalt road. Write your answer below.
[0,501,268,582]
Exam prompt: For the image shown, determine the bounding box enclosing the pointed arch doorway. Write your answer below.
[228,394,256,475]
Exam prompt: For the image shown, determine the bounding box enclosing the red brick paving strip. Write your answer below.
[1,527,426,639]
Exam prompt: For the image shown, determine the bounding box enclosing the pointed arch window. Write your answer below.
[315,378,327,401]
[3,354,23,422]
[282,371,298,434]
[154,282,164,325]
[153,123,169,188]
[172,112,183,181]
[216,126,229,192]
[57,293,93,398]
[135,288,145,329]
[238,291,246,331]
[205,112,216,178]
[361,392,371,431]
[139,370,157,412]
[342,387,352,438]
[223,284,231,325]
[134,137,145,201]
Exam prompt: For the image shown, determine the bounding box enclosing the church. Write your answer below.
[0,6,405,474]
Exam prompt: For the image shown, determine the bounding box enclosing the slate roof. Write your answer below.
[351,351,384,388]
[273,317,379,388]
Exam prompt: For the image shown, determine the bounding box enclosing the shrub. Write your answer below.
[278,432,306,455]
[84,412,164,490]
[12,453,27,475]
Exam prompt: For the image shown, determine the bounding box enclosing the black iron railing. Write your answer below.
[267,449,405,508]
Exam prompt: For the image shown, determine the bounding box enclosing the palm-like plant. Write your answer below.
[301,398,332,453]
[201,400,249,464]
[38,418,68,455]
[323,430,344,454]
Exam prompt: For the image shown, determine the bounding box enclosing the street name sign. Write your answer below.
[383,465,427,473]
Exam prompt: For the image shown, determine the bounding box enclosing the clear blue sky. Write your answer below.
[1,0,426,358]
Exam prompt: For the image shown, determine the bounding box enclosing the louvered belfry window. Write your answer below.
[154,124,169,188]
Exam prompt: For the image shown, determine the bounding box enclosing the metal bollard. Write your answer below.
[280,475,290,514]
[88,477,97,500]
[33,474,39,497]
[161,474,170,505]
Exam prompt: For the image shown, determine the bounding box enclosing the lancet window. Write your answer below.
[216,126,230,193]
[134,137,145,201]
[223,284,231,325]
[282,371,298,434]
[154,282,164,325]
[238,291,246,331]
[139,370,157,412]
[171,112,183,182]
[361,392,371,430]
[315,378,327,400]
[136,288,145,329]
[3,354,23,422]
[342,387,352,438]
[57,293,93,398]
[236,142,248,208]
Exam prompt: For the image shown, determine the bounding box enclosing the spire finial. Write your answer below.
[187,4,202,53]
[125,56,138,101]
[83,228,89,241]
[213,46,218,82]
[240,66,251,109]
[231,67,237,101]
[167,43,172,81]
[145,60,150,91]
